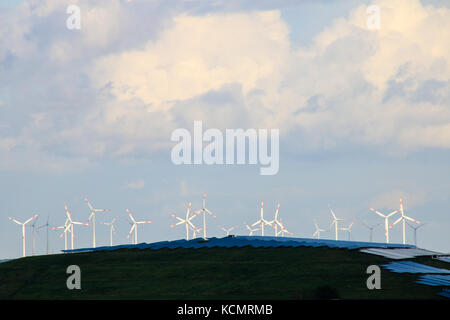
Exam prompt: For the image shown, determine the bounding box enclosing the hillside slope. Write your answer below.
[0,246,447,299]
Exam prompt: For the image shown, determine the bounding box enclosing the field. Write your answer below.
[0,246,447,299]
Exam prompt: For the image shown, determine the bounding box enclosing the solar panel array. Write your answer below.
[62,235,415,253]
[381,261,450,274]
[416,275,450,286]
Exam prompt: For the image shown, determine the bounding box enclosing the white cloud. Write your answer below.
[1,0,450,171]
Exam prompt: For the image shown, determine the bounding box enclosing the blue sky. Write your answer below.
[1,0,449,259]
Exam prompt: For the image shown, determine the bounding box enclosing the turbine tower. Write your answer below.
[126,209,152,245]
[251,201,272,236]
[170,202,200,240]
[369,207,399,244]
[85,197,110,248]
[312,219,327,239]
[390,198,421,245]
[329,206,344,241]
[196,192,216,239]
[8,214,39,257]
[101,217,117,246]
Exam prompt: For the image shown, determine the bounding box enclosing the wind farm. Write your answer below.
[1,193,448,300]
[3,194,433,257]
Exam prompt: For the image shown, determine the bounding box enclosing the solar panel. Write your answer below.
[62,235,416,254]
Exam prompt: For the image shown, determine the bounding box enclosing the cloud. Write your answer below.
[1,0,450,172]
[124,179,146,189]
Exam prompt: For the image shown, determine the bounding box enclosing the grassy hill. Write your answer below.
[0,246,447,299]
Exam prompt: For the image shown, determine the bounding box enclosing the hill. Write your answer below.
[0,243,448,299]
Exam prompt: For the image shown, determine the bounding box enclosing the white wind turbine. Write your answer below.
[101,216,117,246]
[243,222,260,236]
[51,215,71,251]
[276,218,293,237]
[360,221,382,242]
[126,209,152,245]
[190,225,203,239]
[61,204,89,250]
[85,197,110,248]
[8,214,39,257]
[329,206,344,241]
[170,202,200,240]
[251,201,273,236]
[369,206,399,244]
[29,215,40,256]
[195,192,216,239]
[220,225,236,236]
[390,198,421,245]
[269,202,285,237]
[312,219,327,239]
[339,221,355,240]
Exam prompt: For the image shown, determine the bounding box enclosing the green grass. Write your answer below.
[0,246,447,299]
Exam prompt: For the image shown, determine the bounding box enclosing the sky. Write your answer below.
[0,0,449,259]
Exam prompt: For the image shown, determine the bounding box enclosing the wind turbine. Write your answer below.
[360,221,382,242]
[190,225,203,239]
[8,214,39,257]
[251,201,273,236]
[390,198,421,245]
[312,219,327,239]
[85,197,110,248]
[170,202,200,240]
[101,216,117,246]
[243,222,260,235]
[51,216,70,251]
[407,221,426,247]
[269,202,285,237]
[220,225,235,236]
[61,204,89,250]
[276,218,293,237]
[29,215,40,256]
[195,192,216,239]
[369,207,399,243]
[126,209,152,245]
[339,221,354,240]
[329,206,344,241]
[37,214,52,255]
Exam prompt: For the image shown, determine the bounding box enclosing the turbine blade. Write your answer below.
[8,217,23,225]
[369,208,386,218]
[387,210,399,218]
[127,224,136,239]
[84,197,95,211]
[391,216,402,227]
[126,209,136,223]
[404,216,421,224]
